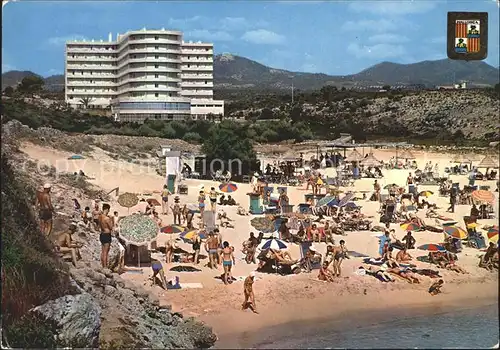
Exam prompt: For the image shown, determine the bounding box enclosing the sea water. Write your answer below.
[254,305,499,349]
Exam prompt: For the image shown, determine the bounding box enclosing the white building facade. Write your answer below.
[65,28,224,122]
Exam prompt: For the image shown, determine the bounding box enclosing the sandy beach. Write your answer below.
[19,142,499,347]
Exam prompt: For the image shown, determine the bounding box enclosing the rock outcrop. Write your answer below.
[31,293,101,347]
[70,263,217,348]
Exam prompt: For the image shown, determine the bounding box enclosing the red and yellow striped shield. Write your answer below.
[467,37,480,53]
[455,21,467,38]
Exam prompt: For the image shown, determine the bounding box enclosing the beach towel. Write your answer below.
[179,283,203,289]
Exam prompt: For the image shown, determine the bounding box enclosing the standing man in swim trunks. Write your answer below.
[205,232,219,269]
[161,185,171,215]
[221,241,236,285]
[198,190,206,220]
[242,271,258,313]
[98,203,114,268]
[331,240,348,277]
[209,187,218,212]
[36,183,55,237]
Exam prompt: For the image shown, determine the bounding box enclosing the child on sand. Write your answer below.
[242,271,258,313]
[429,279,444,296]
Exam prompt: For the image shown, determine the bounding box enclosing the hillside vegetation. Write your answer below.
[1,150,73,347]
[2,84,499,147]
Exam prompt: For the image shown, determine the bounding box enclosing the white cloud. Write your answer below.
[219,17,247,30]
[368,34,409,44]
[347,42,406,59]
[47,35,87,46]
[184,29,233,42]
[349,1,436,15]
[341,19,399,32]
[242,29,286,45]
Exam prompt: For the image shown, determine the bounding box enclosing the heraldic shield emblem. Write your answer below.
[447,12,488,61]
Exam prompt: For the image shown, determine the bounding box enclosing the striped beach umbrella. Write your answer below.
[400,222,421,231]
[471,190,495,204]
[259,238,288,251]
[316,195,336,207]
[487,226,499,243]
[180,229,207,242]
[219,182,238,193]
[418,244,446,252]
[160,225,185,234]
[443,226,468,240]
[419,190,434,197]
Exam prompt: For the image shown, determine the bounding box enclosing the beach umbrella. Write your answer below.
[219,182,238,193]
[118,192,139,213]
[345,149,363,162]
[419,190,434,197]
[251,216,276,233]
[337,192,355,207]
[360,153,382,167]
[68,154,84,160]
[418,244,446,252]
[471,190,495,204]
[180,229,207,242]
[452,154,472,164]
[146,198,161,207]
[316,195,337,207]
[400,222,421,231]
[119,214,158,246]
[258,238,288,251]
[384,183,399,189]
[399,150,416,160]
[477,155,499,169]
[443,226,468,240]
[486,226,499,243]
[160,225,185,234]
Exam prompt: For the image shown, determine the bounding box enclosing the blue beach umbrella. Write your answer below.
[259,238,288,251]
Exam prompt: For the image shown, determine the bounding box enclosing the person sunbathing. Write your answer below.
[382,247,400,268]
[429,279,444,296]
[269,249,297,265]
[318,262,335,282]
[479,242,499,271]
[395,248,413,263]
[365,265,395,282]
[438,260,468,274]
[237,206,249,216]
[54,223,82,266]
[386,267,420,284]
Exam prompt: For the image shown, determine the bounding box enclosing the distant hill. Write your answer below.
[1,71,40,89]
[352,59,500,86]
[3,55,499,92]
[1,71,64,92]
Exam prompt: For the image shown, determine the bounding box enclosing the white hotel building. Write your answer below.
[65,28,224,122]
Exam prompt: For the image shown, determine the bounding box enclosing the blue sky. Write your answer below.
[2,0,499,77]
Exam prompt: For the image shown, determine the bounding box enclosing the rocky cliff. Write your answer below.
[1,128,217,348]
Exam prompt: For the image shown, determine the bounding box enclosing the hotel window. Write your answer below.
[155,46,159,50]
[155,84,159,87]
[155,36,159,40]
[155,55,159,59]
[155,74,158,78]
[155,93,159,97]
[155,64,159,68]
